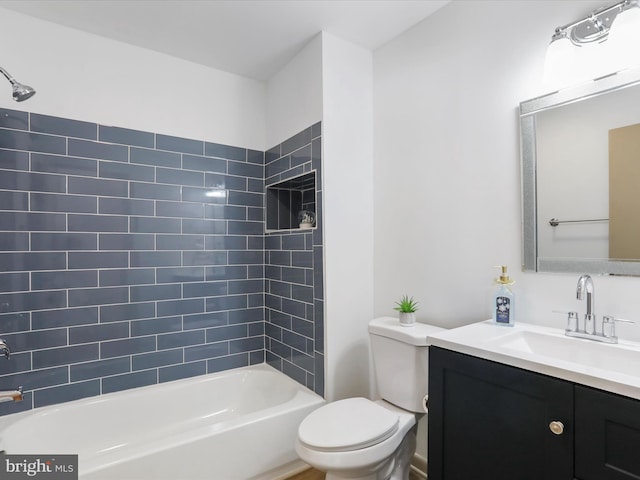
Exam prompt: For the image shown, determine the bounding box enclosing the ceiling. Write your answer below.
[0,0,449,81]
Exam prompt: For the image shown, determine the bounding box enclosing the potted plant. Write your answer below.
[394,295,419,327]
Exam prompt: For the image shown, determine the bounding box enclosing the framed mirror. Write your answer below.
[520,67,640,275]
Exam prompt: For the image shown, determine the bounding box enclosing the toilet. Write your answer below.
[295,317,444,480]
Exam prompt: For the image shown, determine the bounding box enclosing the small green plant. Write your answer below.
[394,295,419,313]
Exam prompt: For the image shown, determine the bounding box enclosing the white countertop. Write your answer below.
[427,320,640,400]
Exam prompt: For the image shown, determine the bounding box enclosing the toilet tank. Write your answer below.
[369,317,445,412]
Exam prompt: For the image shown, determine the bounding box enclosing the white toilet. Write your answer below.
[295,317,444,480]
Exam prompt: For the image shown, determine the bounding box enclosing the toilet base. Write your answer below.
[323,430,416,480]
[388,428,416,480]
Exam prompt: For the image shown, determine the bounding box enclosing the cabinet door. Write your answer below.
[576,385,640,479]
[428,347,574,480]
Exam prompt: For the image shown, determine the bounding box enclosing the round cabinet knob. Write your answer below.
[549,421,564,435]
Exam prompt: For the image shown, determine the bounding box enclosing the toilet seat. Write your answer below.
[298,397,399,452]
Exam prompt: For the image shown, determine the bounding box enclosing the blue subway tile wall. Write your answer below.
[0,108,292,415]
[264,122,324,396]
[0,110,325,414]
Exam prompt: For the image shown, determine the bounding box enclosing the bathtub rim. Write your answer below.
[0,362,325,479]
[0,362,323,435]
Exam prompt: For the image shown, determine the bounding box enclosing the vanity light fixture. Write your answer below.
[543,0,640,91]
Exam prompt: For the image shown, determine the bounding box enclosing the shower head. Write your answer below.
[0,66,36,102]
[11,81,36,102]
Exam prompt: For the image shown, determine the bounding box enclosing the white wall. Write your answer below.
[266,35,323,149]
[265,31,375,402]
[322,32,375,401]
[373,0,640,461]
[372,0,640,338]
[0,8,266,150]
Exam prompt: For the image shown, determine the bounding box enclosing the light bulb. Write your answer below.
[543,36,577,91]
[607,3,640,73]
[577,40,618,82]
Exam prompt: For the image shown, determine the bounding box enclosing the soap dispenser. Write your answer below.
[493,265,515,326]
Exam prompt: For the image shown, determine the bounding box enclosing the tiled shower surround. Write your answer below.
[0,108,323,415]
[265,123,323,396]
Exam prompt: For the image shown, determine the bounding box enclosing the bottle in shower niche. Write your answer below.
[493,265,515,326]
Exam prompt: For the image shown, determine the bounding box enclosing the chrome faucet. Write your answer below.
[561,275,635,344]
[576,274,595,334]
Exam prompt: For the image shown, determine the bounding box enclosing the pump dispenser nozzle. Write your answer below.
[494,265,515,285]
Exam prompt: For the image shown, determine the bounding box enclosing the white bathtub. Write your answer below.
[0,364,324,480]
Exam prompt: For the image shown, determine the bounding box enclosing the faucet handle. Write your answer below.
[602,315,635,339]
[553,310,580,332]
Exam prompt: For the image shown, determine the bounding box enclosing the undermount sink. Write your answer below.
[487,329,640,380]
[427,320,640,400]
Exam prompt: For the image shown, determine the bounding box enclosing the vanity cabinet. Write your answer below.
[428,347,573,480]
[428,347,640,480]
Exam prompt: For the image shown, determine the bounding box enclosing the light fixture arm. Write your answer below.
[588,12,606,34]
[551,0,631,44]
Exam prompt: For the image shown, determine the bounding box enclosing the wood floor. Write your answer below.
[286,468,423,479]
[286,468,325,480]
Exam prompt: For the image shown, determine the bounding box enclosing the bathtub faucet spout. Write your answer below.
[0,386,23,403]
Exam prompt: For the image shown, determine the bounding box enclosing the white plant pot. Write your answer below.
[399,312,416,327]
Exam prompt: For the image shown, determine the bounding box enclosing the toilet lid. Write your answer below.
[298,398,399,452]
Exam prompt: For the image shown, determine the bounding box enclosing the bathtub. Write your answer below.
[0,363,324,480]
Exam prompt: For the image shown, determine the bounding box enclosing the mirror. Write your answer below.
[521,68,640,275]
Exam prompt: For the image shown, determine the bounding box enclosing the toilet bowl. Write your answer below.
[295,317,445,480]
[295,398,418,480]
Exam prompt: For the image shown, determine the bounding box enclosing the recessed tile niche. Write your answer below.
[266,171,316,231]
